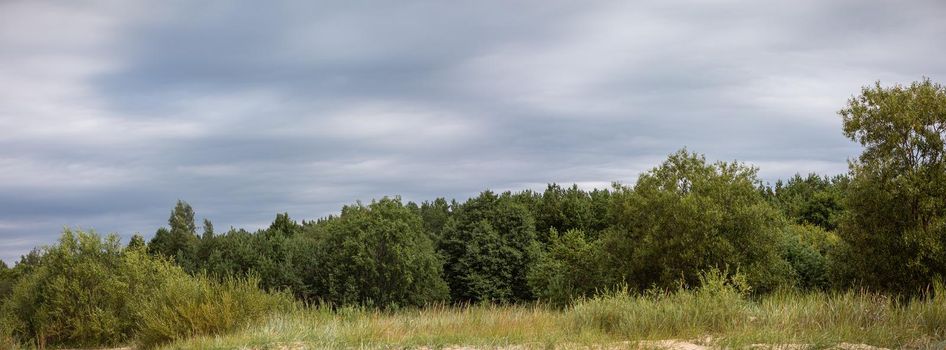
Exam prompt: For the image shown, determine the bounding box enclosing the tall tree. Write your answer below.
[127,234,147,251]
[603,149,792,292]
[439,191,539,303]
[770,173,847,231]
[305,198,448,307]
[267,213,301,237]
[148,200,200,272]
[837,79,946,293]
[418,198,452,244]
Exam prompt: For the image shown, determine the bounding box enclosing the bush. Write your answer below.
[778,224,841,291]
[0,229,293,349]
[0,230,166,348]
[200,227,306,294]
[135,273,294,348]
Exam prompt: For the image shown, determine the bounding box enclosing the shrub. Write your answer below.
[779,224,841,290]
[0,229,293,349]
[0,230,164,348]
[134,273,294,348]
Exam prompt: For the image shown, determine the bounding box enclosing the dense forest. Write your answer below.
[1,79,944,348]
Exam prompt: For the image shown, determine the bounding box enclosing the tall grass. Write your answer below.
[570,270,752,339]
[162,275,946,349]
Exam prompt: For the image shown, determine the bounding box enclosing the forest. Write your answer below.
[0,79,944,349]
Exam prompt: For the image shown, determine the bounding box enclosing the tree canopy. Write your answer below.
[837,78,946,294]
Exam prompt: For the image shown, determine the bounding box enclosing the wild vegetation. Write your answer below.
[1,79,945,349]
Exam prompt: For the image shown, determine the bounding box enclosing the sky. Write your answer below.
[1,0,944,264]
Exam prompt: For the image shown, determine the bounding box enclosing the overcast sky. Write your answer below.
[1,0,944,263]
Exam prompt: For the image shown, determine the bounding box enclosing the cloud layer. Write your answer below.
[1,0,944,263]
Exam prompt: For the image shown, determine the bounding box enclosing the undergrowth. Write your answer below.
[161,271,946,349]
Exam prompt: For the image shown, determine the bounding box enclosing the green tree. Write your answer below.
[202,219,214,240]
[305,198,448,307]
[0,260,12,302]
[533,184,594,242]
[527,228,604,305]
[148,200,200,272]
[418,198,452,244]
[587,187,616,235]
[127,234,147,251]
[836,78,946,294]
[440,191,539,303]
[603,149,792,292]
[770,173,847,231]
[267,213,301,237]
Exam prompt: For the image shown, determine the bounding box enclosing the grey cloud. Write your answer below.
[1,0,944,263]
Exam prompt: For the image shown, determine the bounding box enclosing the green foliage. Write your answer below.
[837,78,946,294]
[769,173,847,231]
[268,212,302,236]
[534,184,593,240]
[440,191,540,303]
[778,224,840,291]
[304,197,448,308]
[135,273,294,348]
[0,230,171,348]
[603,149,792,292]
[418,197,452,243]
[148,200,200,272]
[514,184,615,242]
[127,234,147,251]
[0,260,12,303]
[528,229,604,305]
[188,213,308,294]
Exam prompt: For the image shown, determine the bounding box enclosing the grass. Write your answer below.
[160,276,946,349]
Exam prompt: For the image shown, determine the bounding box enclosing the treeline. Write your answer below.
[0,79,944,347]
[120,152,849,308]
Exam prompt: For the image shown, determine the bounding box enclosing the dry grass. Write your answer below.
[160,283,946,349]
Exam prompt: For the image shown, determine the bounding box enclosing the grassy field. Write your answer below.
[160,280,946,349]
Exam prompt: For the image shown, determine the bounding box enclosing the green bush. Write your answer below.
[135,273,294,348]
[778,224,841,291]
[0,229,294,349]
[0,230,169,348]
